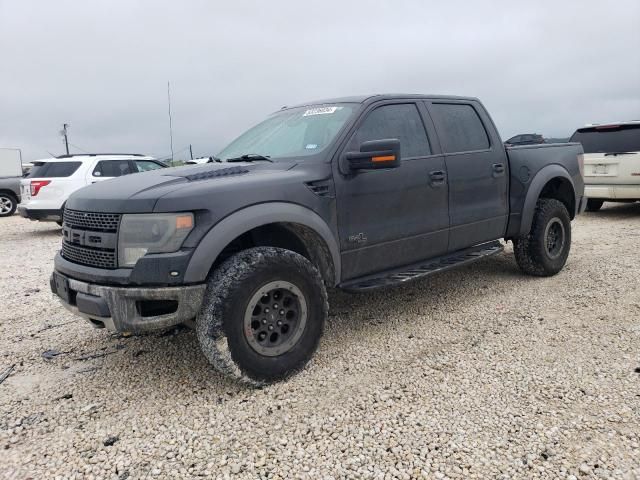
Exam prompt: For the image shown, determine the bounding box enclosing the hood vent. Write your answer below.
[305,179,334,198]
[185,166,249,182]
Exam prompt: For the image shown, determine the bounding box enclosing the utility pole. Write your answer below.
[189,144,193,160]
[167,81,174,166]
[61,123,70,155]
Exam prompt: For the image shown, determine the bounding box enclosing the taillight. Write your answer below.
[577,153,584,178]
[30,180,51,196]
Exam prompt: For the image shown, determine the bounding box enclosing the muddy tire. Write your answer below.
[586,199,604,212]
[0,193,17,217]
[513,198,571,277]
[196,247,328,385]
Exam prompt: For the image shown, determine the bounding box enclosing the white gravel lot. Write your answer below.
[0,204,639,479]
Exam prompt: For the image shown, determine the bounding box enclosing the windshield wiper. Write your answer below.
[226,154,273,163]
[604,151,636,156]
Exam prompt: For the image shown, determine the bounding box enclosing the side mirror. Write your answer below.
[345,139,401,171]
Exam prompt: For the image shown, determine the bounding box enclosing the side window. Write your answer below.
[135,160,164,172]
[430,103,490,153]
[93,160,134,177]
[350,104,431,158]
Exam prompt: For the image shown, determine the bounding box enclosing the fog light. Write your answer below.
[122,247,148,266]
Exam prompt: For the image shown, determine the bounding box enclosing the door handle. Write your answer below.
[429,170,446,186]
[492,163,505,174]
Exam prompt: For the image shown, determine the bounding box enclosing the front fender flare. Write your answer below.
[183,202,341,285]
[519,164,575,236]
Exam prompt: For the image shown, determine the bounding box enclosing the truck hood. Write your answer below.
[65,161,296,213]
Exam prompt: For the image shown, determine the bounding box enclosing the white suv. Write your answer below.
[569,121,640,211]
[18,154,167,223]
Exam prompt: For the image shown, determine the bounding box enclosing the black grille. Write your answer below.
[62,242,117,269]
[63,209,120,232]
[61,210,120,269]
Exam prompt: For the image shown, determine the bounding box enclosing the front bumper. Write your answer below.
[18,206,62,221]
[585,184,640,200]
[51,271,206,333]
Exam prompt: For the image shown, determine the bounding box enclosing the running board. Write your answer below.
[340,241,504,292]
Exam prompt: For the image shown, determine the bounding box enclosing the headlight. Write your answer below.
[118,213,194,267]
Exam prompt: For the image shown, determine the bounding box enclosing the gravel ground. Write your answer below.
[1,204,639,479]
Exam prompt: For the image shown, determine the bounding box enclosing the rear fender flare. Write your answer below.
[519,165,575,236]
[183,202,341,285]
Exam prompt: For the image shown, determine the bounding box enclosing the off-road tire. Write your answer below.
[196,247,328,385]
[0,192,17,217]
[586,199,604,212]
[513,198,571,277]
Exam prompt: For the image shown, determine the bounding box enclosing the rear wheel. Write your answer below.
[196,247,328,385]
[586,199,604,212]
[0,193,17,217]
[513,198,571,277]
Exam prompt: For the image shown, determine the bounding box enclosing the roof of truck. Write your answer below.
[284,94,479,110]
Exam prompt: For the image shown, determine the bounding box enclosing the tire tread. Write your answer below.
[196,246,328,385]
[513,198,571,277]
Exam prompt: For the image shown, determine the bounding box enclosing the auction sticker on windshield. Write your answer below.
[303,106,342,116]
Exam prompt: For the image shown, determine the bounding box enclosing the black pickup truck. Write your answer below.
[51,94,586,384]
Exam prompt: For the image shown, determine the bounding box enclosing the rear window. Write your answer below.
[430,103,490,153]
[27,161,81,178]
[569,124,640,154]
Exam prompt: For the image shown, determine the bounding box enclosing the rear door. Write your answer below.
[88,159,135,184]
[427,100,509,252]
[334,101,449,280]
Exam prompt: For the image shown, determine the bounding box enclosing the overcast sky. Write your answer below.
[1,0,639,161]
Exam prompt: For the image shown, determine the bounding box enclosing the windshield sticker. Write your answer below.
[303,106,342,116]
[305,144,318,150]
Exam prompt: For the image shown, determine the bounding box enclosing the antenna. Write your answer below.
[167,81,174,166]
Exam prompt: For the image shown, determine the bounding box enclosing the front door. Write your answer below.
[334,102,449,281]
[427,100,509,252]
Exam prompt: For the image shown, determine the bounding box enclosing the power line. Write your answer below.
[68,142,90,153]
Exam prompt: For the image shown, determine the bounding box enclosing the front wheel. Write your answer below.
[513,198,571,277]
[196,247,328,385]
[0,193,17,217]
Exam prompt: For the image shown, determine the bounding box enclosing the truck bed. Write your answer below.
[505,142,584,238]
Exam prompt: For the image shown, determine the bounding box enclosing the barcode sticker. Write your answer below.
[303,106,341,116]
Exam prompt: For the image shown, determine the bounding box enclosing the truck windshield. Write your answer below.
[569,124,640,154]
[217,104,357,161]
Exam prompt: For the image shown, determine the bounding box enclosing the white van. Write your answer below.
[0,148,23,217]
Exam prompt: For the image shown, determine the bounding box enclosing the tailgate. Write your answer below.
[583,152,640,184]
